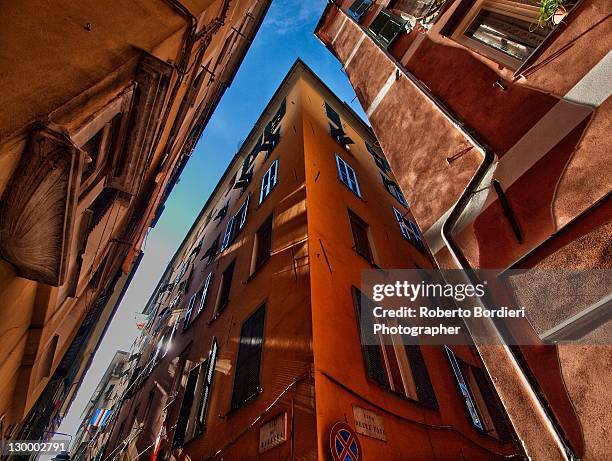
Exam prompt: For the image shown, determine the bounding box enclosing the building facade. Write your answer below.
[315,1,611,460]
[101,60,523,461]
[72,351,131,461]
[0,0,271,443]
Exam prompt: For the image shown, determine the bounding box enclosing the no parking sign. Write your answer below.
[329,421,362,461]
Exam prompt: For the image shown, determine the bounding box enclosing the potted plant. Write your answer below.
[537,0,570,27]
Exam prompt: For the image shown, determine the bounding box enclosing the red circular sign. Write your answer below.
[330,421,362,461]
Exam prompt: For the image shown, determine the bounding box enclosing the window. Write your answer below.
[174,339,219,445]
[325,102,354,148]
[259,159,279,204]
[88,188,118,228]
[252,215,273,273]
[196,272,213,316]
[221,196,250,251]
[173,364,199,448]
[451,0,548,68]
[382,174,408,206]
[336,155,361,197]
[348,0,373,20]
[368,9,407,49]
[389,0,440,19]
[366,142,390,173]
[183,294,197,330]
[393,208,425,250]
[349,211,373,262]
[214,260,235,316]
[231,305,266,410]
[445,346,512,440]
[262,98,286,157]
[194,339,218,434]
[80,114,123,187]
[233,164,253,192]
[353,288,437,407]
[202,235,220,262]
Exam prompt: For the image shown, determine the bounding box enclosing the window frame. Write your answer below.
[251,214,274,276]
[348,210,374,263]
[393,207,425,250]
[230,305,266,411]
[353,288,438,408]
[336,154,362,198]
[367,9,408,49]
[348,0,374,21]
[213,260,236,318]
[259,159,279,204]
[221,195,250,251]
[449,0,544,69]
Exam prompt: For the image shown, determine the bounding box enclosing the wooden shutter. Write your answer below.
[217,261,235,312]
[472,365,513,442]
[173,365,199,447]
[405,345,438,408]
[349,211,372,261]
[255,215,273,270]
[231,306,265,409]
[196,339,219,432]
[325,102,342,128]
[353,289,390,387]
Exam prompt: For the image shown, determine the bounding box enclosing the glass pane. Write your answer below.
[465,10,548,62]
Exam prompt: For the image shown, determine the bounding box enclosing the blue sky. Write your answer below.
[55,0,367,446]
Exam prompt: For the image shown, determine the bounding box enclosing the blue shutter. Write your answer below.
[346,164,361,197]
[270,159,278,189]
[198,272,212,314]
[221,216,235,250]
[445,346,484,430]
[183,294,196,330]
[336,155,349,185]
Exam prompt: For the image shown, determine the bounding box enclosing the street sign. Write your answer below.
[259,412,287,453]
[330,421,362,461]
[353,405,386,441]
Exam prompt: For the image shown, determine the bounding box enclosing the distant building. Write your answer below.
[103,60,522,461]
[315,1,611,460]
[0,0,271,444]
[72,351,130,461]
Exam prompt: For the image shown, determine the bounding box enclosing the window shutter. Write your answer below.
[173,366,199,447]
[347,165,361,197]
[472,366,513,442]
[354,289,389,387]
[270,159,278,188]
[221,216,235,250]
[407,220,424,249]
[183,295,196,330]
[336,155,349,184]
[196,339,219,432]
[405,345,438,408]
[217,261,235,312]
[198,272,213,314]
[349,212,372,261]
[348,0,374,20]
[231,306,265,409]
[260,170,269,204]
[325,102,342,128]
[238,195,250,230]
[255,216,273,270]
[445,346,485,430]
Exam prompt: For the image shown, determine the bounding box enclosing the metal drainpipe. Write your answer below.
[329,7,575,456]
[327,5,578,456]
[440,148,574,460]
